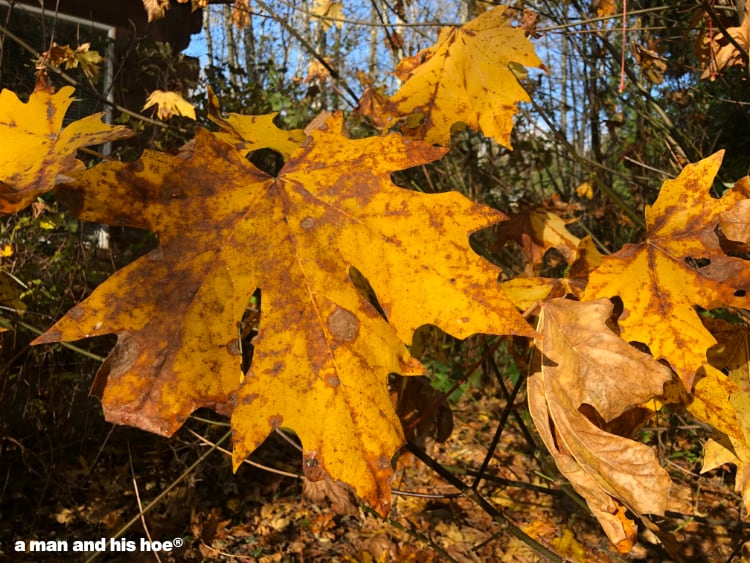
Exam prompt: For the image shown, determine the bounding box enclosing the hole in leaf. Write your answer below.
[628,340,652,356]
[247,148,284,177]
[735,289,746,297]
[686,257,710,269]
[239,289,261,374]
[349,266,388,320]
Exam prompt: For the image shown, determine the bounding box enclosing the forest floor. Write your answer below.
[2,373,750,562]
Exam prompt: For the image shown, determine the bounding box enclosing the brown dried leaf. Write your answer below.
[702,16,750,78]
[529,298,672,549]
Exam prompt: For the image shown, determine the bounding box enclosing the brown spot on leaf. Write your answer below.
[242,393,259,405]
[69,305,85,320]
[327,306,359,342]
[269,414,283,428]
[301,216,314,230]
[377,455,390,470]
[326,375,341,388]
[226,339,241,355]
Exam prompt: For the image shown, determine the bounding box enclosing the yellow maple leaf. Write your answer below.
[177,0,208,10]
[381,6,545,147]
[0,83,132,214]
[528,298,672,551]
[34,114,533,513]
[575,180,594,200]
[143,90,196,121]
[583,152,750,389]
[39,43,104,79]
[700,321,750,513]
[207,87,306,159]
[74,43,105,80]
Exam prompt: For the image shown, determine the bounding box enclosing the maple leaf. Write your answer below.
[0,82,132,214]
[73,44,105,80]
[176,0,208,10]
[143,90,197,121]
[34,114,533,513]
[380,6,545,147]
[701,320,750,512]
[582,152,750,389]
[701,16,750,79]
[311,0,344,30]
[207,88,306,159]
[528,298,672,551]
[354,87,392,130]
[632,43,668,85]
[36,43,103,79]
[143,0,171,22]
[719,176,750,250]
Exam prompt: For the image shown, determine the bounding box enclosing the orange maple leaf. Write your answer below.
[490,207,581,275]
[0,82,132,214]
[34,113,533,513]
[583,152,750,389]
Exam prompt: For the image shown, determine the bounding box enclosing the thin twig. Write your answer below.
[249,0,360,107]
[0,22,186,133]
[274,427,303,452]
[85,430,232,563]
[471,369,526,491]
[127,444,162,563]
[702,0,750,69]
[186,428,301,480]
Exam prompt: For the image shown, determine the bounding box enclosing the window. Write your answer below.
[0,0,115,124]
